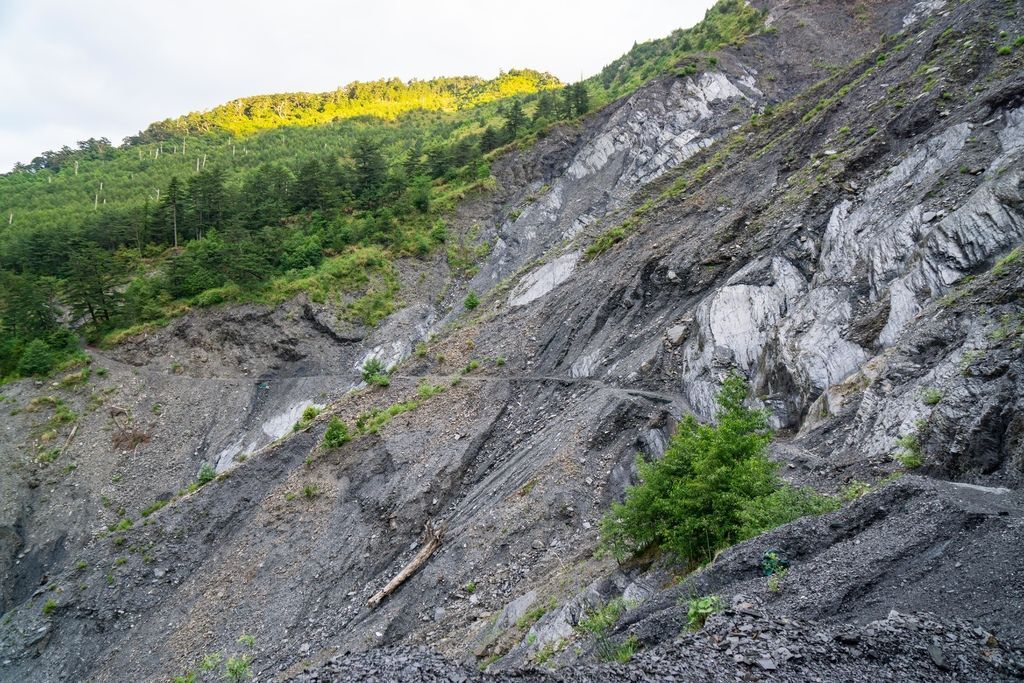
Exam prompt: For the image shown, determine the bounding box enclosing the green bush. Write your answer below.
[464,291,480,310]
[895,433,923,468]
[224,654,252,682]
[197,462,217,485]
[294,404,323,431]
[361,357,390,386]
[599,374,837,563]
[322,417,351,448]
[16,339,57,377]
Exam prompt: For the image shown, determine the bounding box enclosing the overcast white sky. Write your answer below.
[0,1,716,171]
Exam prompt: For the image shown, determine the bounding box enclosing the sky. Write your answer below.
[0,0,716,172]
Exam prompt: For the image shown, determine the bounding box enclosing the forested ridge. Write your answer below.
[0,0,765,380]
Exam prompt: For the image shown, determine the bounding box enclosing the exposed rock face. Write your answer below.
[3,0,1024,682]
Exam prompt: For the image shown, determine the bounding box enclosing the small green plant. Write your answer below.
[596,635,639,664]
[199,652,222,671]
[578,597,633,636]
[302,484,321,500]
[42,598,58,615]
[534,638,565,665]
[464,581,477,594]
[414,342,428,357]
[108,518,132,532]
[172,673,196,683]
[321,417,351,448]
[417,382,445,399]
[464,291,480,310]
[197,462,216,485]
[294,405,323,431]
[841,480,872,501]
[996,44,1013,56]
[140,499,168,517]
[451,376,461,387]
[920,388,943,406]
[36,448,60,464]
[768,567,788,593]
[895,433,923,468]
[237,633,256,648]
[495,356,506,367]
[224,654,252,682]
[686,595,723,631]
[74,560,88,571]
[361,357,391,386]
[516,598,554,629]
[462,359,480,374]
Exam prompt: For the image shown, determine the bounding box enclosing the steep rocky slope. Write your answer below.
[2,0,1024,681]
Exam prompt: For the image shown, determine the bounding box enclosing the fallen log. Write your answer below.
[59,423,79,457]
[367,520,445,609]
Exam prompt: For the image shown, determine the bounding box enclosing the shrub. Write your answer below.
[322,417,351,448]
[736,484,839,540]
[199,653,222,671]
[302,484,320,499]
[921,388,942,406]
[895,433,923,468]
[361,357,390,386]
[599,373,836,563]
[294,405,322,431]
[464,291,480,310]
[42,598,58,615]
[225,653,253,681]
[16,339,57,377]
[686,595,723,630]
[768,567,788,593]
[197,462,217,485]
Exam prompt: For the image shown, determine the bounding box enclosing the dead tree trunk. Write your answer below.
[367,521,445,609]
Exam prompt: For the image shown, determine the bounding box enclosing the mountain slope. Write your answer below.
[2,0,1024,681]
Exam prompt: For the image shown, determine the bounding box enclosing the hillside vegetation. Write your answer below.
[0,0,767,380]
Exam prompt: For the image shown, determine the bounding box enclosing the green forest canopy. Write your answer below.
[0,0,766,380]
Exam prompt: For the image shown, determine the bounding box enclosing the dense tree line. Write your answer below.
[0,0,767,380]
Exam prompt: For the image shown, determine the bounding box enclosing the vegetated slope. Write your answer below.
[2,0,1024,682]
[0,0,773,384]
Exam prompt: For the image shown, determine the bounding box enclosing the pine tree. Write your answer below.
[161,176,183,248]
[480,126,501,152]
[352,137,387,208]
[503,101,526,139]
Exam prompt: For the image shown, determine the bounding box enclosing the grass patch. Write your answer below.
[895,433,923,469]
[595,635,639,664]
[578,597,633,636]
